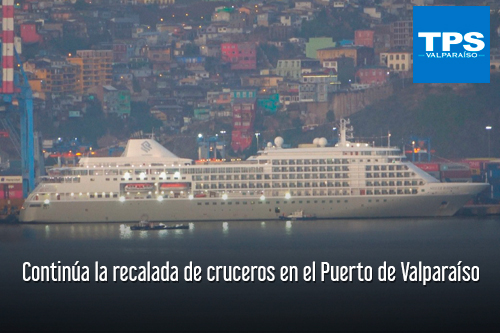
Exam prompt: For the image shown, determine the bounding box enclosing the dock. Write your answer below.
[458,204,500,216]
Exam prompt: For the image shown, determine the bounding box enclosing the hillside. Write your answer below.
[347,76,500,159]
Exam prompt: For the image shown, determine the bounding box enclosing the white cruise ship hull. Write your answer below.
[19,184,487,223]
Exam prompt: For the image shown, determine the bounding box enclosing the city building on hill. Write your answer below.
[67,50,113,93]
[221,42,257,70]
[355,30,374,48]
[276,58,321,80]
[299,70,340,103]
[390,20,413,49]
[102,86,131,118]
[355,66,390,85]
[26,58,80,98]
[316,46,374,67]
[379,50,413,73]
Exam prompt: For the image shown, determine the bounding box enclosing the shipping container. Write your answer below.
[441,170,472,179]
[414,163,440,172]
[0,176,23,200]
[1,183,23,199]
[439,163,470,171]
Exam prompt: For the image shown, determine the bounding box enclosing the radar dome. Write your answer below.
[318,137,327,147]
[267,142,272,148]
[274,137,284,148]
[313,138,319,145]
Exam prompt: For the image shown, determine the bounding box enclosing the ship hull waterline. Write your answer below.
[20,192,480,223]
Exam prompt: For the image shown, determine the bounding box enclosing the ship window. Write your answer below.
[90,194,95,198]
[205,202,209,205]
[236,202,240,205]
[228,202,232,205]
[90,178,95,181]
[106,178,110,181]
[197,203,202,205]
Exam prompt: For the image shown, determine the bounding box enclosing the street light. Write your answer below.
[255,132,261,149]
[412,140,416,162]
[486,126,492,157]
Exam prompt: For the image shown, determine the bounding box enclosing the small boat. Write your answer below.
[164,224,189,230]
[130,221,189,230]
[279,210,317,221]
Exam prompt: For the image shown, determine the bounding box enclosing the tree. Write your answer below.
[132,77,142,93]
[74,0,90,11]
[326,110,335,123]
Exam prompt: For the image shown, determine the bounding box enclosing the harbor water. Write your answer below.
[1,217,499,332]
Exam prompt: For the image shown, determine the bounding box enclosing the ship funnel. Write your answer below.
[122,139,178,158]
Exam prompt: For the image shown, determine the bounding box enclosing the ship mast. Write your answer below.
[338,119,353,145]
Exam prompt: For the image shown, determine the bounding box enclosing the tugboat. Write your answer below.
[279,210,317,221]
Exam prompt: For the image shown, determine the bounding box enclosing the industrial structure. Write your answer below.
[0,0,35,197]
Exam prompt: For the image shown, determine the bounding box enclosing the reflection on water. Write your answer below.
[0,217,498,243]
[1,216,499,333]
[285,220,293,235]
[119,225,132,240]
[222,222,229,236]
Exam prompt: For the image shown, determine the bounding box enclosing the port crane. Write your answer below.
[0,0,35,198]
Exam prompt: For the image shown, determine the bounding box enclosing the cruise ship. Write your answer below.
[19,120,488,223]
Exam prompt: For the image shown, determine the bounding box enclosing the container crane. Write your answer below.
[0,0,35,198]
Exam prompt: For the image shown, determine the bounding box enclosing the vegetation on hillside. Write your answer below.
[349,76,500,159]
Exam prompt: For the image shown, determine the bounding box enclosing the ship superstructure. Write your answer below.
[20,121,488,222]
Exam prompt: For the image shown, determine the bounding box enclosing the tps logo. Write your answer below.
[413,6,490,83]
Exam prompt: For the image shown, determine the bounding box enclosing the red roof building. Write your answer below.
[355,30,374,48]
[221,42,256,70]
[355,66,389,85]
[21,22,42,44]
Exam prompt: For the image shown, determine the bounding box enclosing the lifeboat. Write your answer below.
[159,183,189,189]
[124,183,154,192]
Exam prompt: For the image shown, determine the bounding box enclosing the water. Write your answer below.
[1,217,499,332]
